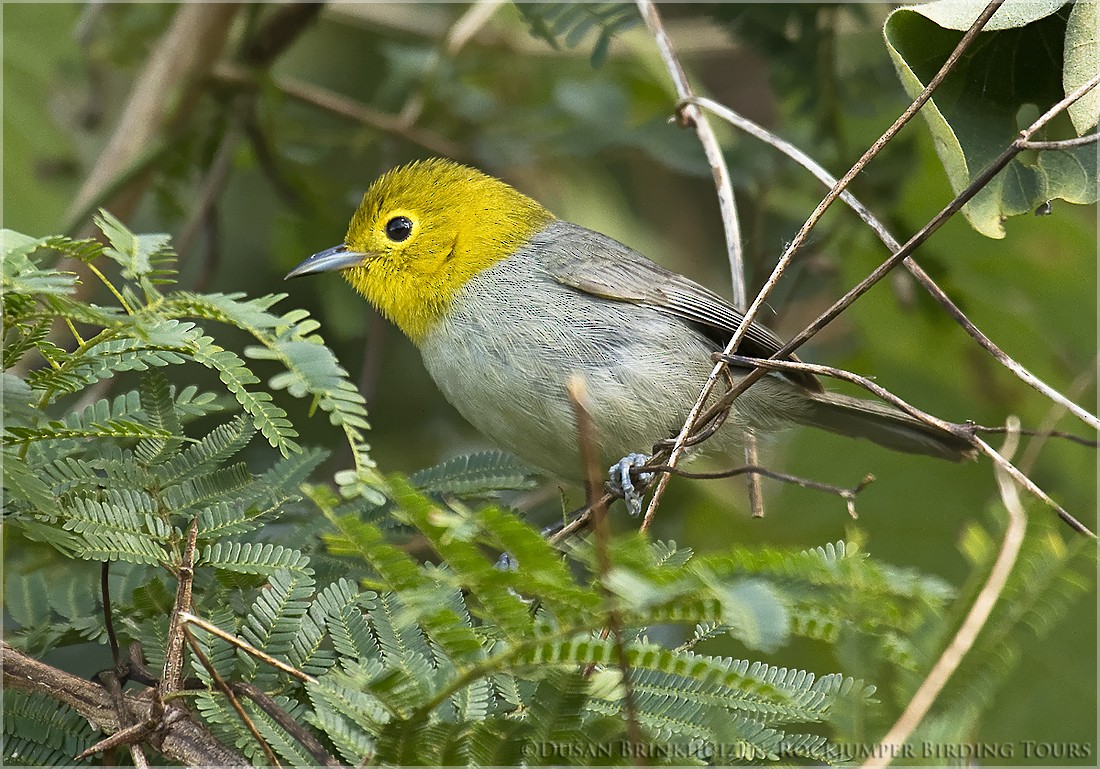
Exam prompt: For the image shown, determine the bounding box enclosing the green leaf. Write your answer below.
[884,1,1096,237]
[135,371,184,463]
[1065,0,1099,133]
[240,569,316,685]
[3,690,98,766]
[5,571,52,628]
[3,451,57,510]
[3,419,173,446]
[200,541,312,576]
[1,230,79,297]
[94,208,174,281]
[712,578,790,654]
[409,451,538,496]
[516,4,639,68]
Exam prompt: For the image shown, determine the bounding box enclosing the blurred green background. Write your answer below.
[4,2,1095,761]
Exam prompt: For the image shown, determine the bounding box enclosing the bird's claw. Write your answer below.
[608,453,654,516]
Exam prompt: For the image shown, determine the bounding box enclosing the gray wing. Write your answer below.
[540,221,823,392]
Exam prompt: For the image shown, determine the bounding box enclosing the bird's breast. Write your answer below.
[418,250,722,479]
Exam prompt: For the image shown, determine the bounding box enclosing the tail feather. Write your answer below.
[797,392,976,462]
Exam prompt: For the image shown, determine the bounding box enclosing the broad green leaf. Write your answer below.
[1065,0,1100,133]
[884,1,1096,237]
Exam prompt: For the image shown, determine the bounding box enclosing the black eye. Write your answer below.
[385,216,413,242]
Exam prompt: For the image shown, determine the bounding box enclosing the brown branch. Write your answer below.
[210,62,465,159]
[3,642,248,765]
[231,681,344,768]
[1018,133,1099,150]
[67,4,243,230]
[683,93,1100,435]
[717,352,1093,536]
[862,419,1028,768]
[566,378,646,753]
[184,627,281,767]
[642,0,1008,524]
[162,515,200,698]
[76,718,155,764]
[82,671,151,767]
[180,611,319,684]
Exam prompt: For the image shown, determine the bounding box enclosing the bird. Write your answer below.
[287,158,974,493]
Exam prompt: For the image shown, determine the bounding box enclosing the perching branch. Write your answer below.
[2,642,248,766]
[635,0,766,518]
[714,353,1092,537]
[641,0,1008,525]
[691,72,1100,535]
[679,94,1100,435]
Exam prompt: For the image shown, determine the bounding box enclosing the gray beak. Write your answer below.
[285,244,370,279]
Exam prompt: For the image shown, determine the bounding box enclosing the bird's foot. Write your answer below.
[495,551,519,571]
[608,453,654,516]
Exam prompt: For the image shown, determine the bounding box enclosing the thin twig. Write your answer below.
[684,94,1100,434]
[231,681,344,768]
[210,63,464,159]
[179,611,319,685]
[643,462,873,519]
[566,377,646,753]
[635,0,744,303]
[1018,363,1098,472]
[642,0,1008,524]
[635,0,763,519]
[184,628,281,767]
[980,424,1097,452]
[716,353,1093,536]
[744,434,765,518]
[718,354,976,443]
[101,561,120,670]
[1018,133,1099,150]
[75,719,156,762]
[862,419,1027,768]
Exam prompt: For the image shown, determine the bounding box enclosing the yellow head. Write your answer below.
[287,159,555,343]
